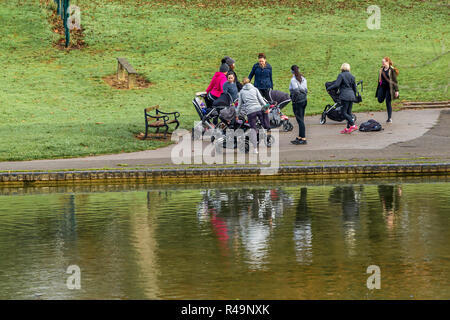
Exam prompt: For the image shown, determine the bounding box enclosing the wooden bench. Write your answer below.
[144,105,180,139]
[117,57,137,89]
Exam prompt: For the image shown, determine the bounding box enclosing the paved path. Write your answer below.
[1,109,449,171]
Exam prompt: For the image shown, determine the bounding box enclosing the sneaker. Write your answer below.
[386,119,392,123]
[340,128,350,134]
[348,125,358,133]
[291,138,307,145]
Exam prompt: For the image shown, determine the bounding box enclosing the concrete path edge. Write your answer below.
[1,163,449,186]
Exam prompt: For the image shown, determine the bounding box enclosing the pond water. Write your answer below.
[0,178,449,300]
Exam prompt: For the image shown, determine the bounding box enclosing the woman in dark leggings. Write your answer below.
[376,57,399,123]
[326,63,358,134]
[289,65,308,145]
[236,78,270,154]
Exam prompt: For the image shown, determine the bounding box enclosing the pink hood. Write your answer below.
[206,72,227,98]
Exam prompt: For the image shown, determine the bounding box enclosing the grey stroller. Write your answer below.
[264,89,294,132]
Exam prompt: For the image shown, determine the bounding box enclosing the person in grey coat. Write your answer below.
[326,63,358,133]
[236,78,270,153]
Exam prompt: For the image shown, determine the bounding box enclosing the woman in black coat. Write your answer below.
[326,63,358,134]
[376,56,399,123]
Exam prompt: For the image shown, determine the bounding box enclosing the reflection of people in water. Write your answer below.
[329,186,362,219]
[293,188,313,264]
[196,188,294,266]
[328,185,363,255]
[377,185,402,229]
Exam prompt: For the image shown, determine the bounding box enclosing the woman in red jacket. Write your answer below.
[205,63,229,108]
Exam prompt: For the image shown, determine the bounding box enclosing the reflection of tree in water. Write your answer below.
[328,185,364,255]
[293,188,313,265]
[196,188,294,267]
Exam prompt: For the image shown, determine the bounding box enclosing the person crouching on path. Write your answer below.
[205,62,229,109]
[326,63,358,134]
[236,77,270,154]
[289,65,308,145]
[248,53,273,100]
[376,56,399,123]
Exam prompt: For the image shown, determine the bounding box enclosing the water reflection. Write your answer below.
[197,188,294,268]
[378,185,403,230]
[329,186,363,256]
[0,180,449,299]
[293,188,312,264]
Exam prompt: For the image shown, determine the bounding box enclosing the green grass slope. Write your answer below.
[0,0,448,160]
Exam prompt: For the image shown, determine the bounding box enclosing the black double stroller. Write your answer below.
[320,80,363,125]
[214,94,274,153]
[213,88,294,132]
[191,92,226,140]
[192,92,274,153]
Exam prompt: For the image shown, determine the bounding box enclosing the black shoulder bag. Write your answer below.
[354,80,363,103]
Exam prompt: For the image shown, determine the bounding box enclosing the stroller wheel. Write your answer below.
[265,134,275,147]
[283,121,294,132]
[192,127,202,140]
[214,140,224,154]
[320,114,327,125]
[237,136,250,153]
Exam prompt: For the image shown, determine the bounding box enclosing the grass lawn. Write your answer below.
[0,0,448,161]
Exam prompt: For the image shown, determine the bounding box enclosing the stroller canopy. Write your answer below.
[325,81,340,103]
[268,89,291,108]
[212,92,233,108]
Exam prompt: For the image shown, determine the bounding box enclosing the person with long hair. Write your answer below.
[222,71,238,102]
[222,56,242,92]
[248,53,273,100]
[326,63,358,134]
[289,65,308,145]
[376,57,399,123]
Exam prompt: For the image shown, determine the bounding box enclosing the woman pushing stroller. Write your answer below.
[236,77,270,154]
[326,63,358,134]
